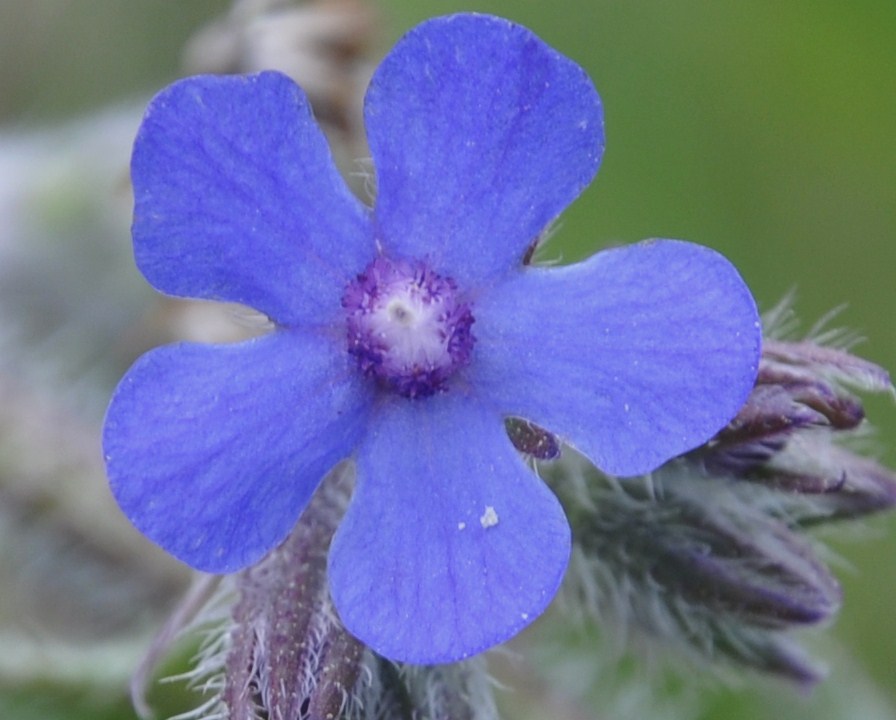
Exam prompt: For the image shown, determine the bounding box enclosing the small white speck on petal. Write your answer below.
[458,522,466,530]
[480,506,499,529]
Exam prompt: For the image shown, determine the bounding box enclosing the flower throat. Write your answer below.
[342,256,475,398]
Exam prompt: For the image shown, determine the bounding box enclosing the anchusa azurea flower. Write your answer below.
[103,13,761,664]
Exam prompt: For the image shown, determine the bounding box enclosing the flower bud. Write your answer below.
[224,465,364,720]
[551,456,840,685]
[703,339,896,521]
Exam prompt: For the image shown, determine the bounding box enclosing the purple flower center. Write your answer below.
[342,256,475,398]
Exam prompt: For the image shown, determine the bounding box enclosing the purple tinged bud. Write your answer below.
[703,338,889,481]
[713,631,826,687]
[756,365,865,430]
[715,384,829,446]
[224,466,364,720]
[763,340,893,395]
[699,334,896,521]
[717,358,867,450]
[552,456,842,684]
[651,511,841,628]
[764,438,896,522]
[816,453,896,519]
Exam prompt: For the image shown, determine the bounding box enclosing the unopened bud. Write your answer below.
[648,499,841,627]
[762,339,893,396]
[703,339,892,490]
[711,626,825,687]
[224,464,364,720]
[762,436,896,523]
[551,455,840,685]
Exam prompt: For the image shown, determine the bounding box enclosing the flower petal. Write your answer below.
[473,240,761,476]
[365,13,603,284]
[103,331,372,572]
[328,393,571,663]
[132,71,372,326]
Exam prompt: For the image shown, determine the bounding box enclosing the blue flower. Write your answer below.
[103,13,760,663]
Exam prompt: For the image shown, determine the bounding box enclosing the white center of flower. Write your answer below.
[371,294,451,372]
[342,256,476,398]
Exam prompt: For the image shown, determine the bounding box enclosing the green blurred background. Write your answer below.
[0,1,893,718]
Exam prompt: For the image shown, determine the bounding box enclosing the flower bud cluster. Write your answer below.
[703,338,896,522]
[548,321,895,687]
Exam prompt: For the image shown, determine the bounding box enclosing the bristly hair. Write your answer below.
[138,463,501,720]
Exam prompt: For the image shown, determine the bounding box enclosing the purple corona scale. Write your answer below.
[103,13,761,663]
